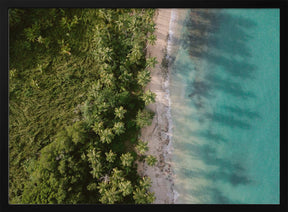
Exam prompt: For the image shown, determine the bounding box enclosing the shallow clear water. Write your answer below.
[169,9,279,204]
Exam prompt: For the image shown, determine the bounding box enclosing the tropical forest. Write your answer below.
[9,8,158,204]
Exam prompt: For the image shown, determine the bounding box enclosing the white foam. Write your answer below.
[163,8,178,203]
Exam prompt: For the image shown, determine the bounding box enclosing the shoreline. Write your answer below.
[136,8,186,204]
[137,9,174,204]
[136,8,188,204]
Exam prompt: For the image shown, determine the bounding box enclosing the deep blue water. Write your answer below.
[169,9,279,204]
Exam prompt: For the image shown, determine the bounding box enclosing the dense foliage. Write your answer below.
[9,8,158,204]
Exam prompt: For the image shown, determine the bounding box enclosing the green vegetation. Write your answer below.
[135,140,149,156]
[145,155,157,166]
[9,8,158,204]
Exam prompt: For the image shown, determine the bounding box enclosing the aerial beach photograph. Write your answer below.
[8,8,280,205]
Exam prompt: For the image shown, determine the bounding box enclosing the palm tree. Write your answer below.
[145,192,155,204]
[87,148,101,163]
[133,187,147,204]
[135,140,149,155]
[86,148,103,179]
[137,69,151,87]
[111,168,123,182]
[97,181,108,194]
[139,176,152,190]
[90,164,102,179]
[98,170,123,204]
[133,187,155,204]
[147,34,156,46]
[114,106,126,119]
[99,186,121,204]
[145,57,158,69]
[113,122,125,135]
[135,109,153,128]
[145,155,157,166]
[92,121,104,134]
[120,152,134,167]
[100,128,114,144]
[141,90,156,105]
[105,150,116,163]
[119,180,133,197]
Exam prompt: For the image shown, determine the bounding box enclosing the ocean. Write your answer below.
[167,9,280,204]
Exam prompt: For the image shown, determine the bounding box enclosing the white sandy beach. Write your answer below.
[136,9,174,204]
[137,8,187,204]
[138,9,189,204]
[136,8,188,204]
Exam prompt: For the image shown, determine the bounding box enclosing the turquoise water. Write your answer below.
[169,9,279,204]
